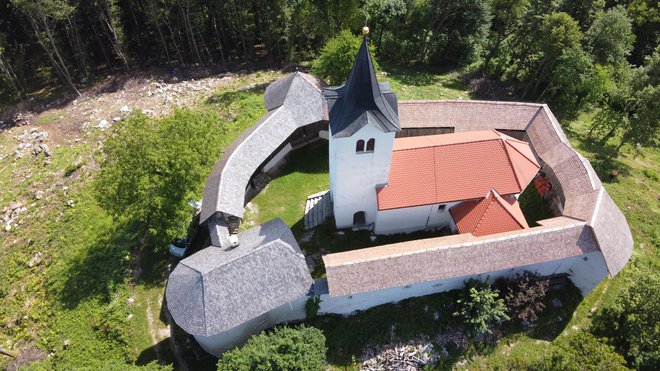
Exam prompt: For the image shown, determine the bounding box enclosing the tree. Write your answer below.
[545,47,602,115]
[94,109,224,249]
[497,271,549,323]
[548,330,629,371]
[217,326,327,371]
[590,48,659,151]
[586,6,636,66]
[558,0,604,30]
[523,12,583,98]
[11,0,80,95]
[365,0,406,54]
[591,270,660,370]
[311,30,379,85]
[453,278,509,336]
[482,0,528,75]
[0,35,24,101]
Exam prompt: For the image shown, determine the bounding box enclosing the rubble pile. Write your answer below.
[2,201,27,231]
[14,128,50,159]
[361,340,438,371]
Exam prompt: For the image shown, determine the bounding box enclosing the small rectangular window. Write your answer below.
[437,204,446,212]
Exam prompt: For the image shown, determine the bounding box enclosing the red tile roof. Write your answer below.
[377,130,540,210]
[450,190,529,236]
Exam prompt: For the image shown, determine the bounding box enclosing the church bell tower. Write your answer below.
[324,29,401,229]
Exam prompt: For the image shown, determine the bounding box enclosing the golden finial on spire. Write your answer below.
[362,26,370,36]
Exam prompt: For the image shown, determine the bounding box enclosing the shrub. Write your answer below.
[94,109,224,250]
[305,295,322,318]
[548,330,629,371]
[217,325,326,371]
[311,30,379,85]
[591,271,660,370]
[496,271,549,323]
[453,278,509,336]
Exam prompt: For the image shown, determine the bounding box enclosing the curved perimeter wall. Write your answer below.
[323,100,633,298]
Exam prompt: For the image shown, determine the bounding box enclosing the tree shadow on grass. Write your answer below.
[57,220,171,307]
[204,83,271,106]
[57,221,140,308]
[574,132,630,183]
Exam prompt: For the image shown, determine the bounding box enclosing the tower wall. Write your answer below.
[330,124,395,228]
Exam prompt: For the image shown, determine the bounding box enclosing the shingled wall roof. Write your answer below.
[324,217,597,296]
[166,218,312,336]
[323,100,633,296]
[200,72,326,223]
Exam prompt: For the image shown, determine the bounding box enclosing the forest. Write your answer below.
[0,0,658,150]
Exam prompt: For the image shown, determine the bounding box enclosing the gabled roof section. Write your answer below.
[450,190,529,237]
[377,130,541,210]
[323,37,400,138]
[166,218,313,336]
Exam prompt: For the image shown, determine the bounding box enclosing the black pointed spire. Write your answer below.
[324,37,400,138]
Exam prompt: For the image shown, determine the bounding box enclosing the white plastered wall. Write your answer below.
[374,202,460,234]
[329,124,395,228]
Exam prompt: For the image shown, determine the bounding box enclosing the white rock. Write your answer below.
[112,117,121,122]
[120,105,130,113]
[96,119,110,129]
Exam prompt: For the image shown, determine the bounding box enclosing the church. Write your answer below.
[165,31,633,356]
[325,36,540,237]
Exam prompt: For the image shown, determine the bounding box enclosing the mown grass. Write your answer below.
[242,140,330,230]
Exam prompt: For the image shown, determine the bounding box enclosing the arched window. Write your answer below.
[353,211,366,225]
[356,139,365,153]
[366,138,375,152]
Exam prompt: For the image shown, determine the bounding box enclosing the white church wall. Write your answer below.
[566,250,609,295]
[374,202,460,235]
[330,124,395,228]
[317,254,587,316]
[374,204,431,234]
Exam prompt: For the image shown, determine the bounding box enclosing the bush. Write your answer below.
[591,271,660,370]
[311,30,379,85]
[453,278,509,336]
[548,330,629,371]
[217,325,327,371]
[94,109,224,250]
[496,271,549,323]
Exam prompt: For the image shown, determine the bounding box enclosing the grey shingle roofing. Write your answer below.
[200,72,326,223]
[166,218,313,336]
[323,37,400,138]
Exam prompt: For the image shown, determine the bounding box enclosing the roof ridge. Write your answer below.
[492,191,527,229]
[393,137,501,152]
[505,138,539,166]
[499,137,524,191]
[202,274,209,336]
[472,192,497,234]
[503,139,540,190]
